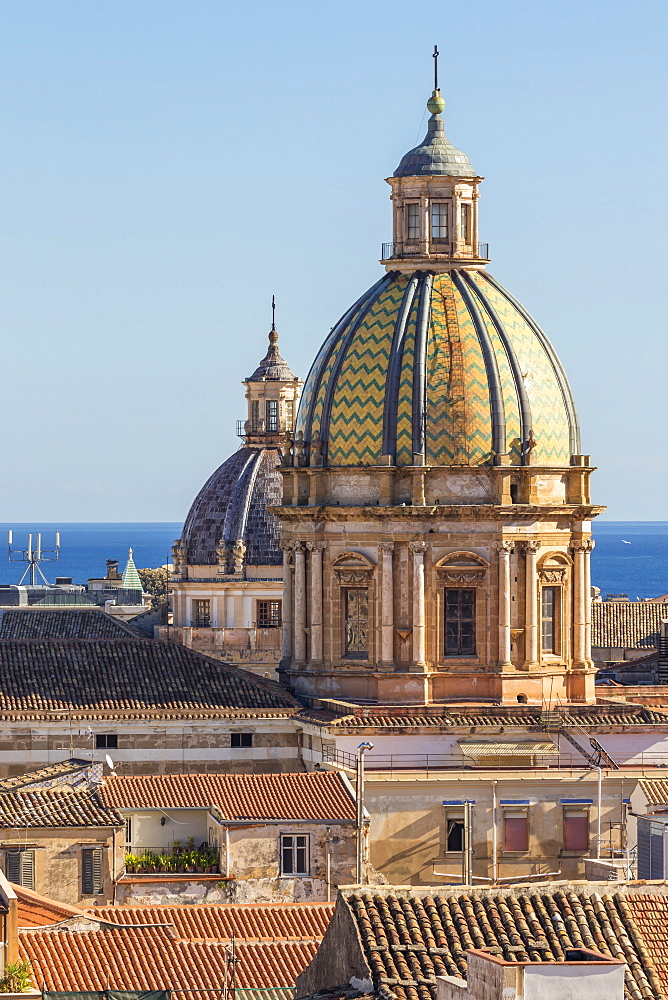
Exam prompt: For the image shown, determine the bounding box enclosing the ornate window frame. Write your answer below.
[434,551,489,664]
[331,551,376,665]
[537,550,572,661]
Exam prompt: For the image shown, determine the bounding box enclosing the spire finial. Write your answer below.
[269,295,278,345]
[427,45,446,116]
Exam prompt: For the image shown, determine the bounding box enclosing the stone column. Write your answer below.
[280,541,294,662]
[496,541,514,667]
[523,540,540,668]
[293,542,306,665]
[307,542,326,666]
[571,542,586,666]
[379,542,395,667]
[409,541,427,668]
[583,540,594,665]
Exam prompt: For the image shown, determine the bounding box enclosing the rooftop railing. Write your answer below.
[381,241,489,260]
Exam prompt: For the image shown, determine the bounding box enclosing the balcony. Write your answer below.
[124,843,220,875]
[381,241,489,261]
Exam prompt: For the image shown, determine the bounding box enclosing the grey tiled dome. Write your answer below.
[394,114,475,178]
[181,447,283,566]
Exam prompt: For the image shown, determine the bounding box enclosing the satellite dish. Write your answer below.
[105,755,115,772]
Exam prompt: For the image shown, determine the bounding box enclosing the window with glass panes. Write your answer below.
[431,203,448,239]
[344,588,369,658]
[444,589,476,656]
[406,204,420,240]
[266,399,278,432]
[194,599,211,627]
[250,400,260,431]
[285,398,294,430]
[281,834,309,875]
[257,600,281,627]
[460,203,470,241]
[541,587,558,654]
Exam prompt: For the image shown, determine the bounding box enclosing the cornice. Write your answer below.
[270,504,606,523]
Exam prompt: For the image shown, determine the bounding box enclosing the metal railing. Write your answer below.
[381,241,489,260]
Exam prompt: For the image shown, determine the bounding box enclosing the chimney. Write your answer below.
[437,948,625,1000]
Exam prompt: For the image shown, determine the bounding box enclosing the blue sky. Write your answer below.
[0,0,666,521]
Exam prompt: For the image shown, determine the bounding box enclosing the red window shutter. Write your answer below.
[504,815,528,852]
[564,812,589,851]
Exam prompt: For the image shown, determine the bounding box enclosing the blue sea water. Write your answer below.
[0,521,666,599]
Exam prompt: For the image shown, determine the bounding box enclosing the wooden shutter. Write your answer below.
[564,810,589,851]
[6,850,35,889]
[82,848,104,895]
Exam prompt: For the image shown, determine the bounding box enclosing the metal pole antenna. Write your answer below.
[271,294,276,331]
[433,44,439,91]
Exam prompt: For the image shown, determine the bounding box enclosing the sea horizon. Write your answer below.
[0,520,665,600]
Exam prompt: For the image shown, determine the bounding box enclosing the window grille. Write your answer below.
[82,847,104,895]
[5,849,35,889]
[444,589,476,656]
[281,834,309,875]
[266,400,279,432]
[257,600,281,627]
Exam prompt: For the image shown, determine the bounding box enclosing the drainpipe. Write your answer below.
[325,826,332,903]
[356,742,374,884]
[462,800,473,885]
[224,826,230,877]
[597,766,603,860]
[492,782,498,883]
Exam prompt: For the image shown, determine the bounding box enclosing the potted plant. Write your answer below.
[0,960,34,993]
[124,853,140,874]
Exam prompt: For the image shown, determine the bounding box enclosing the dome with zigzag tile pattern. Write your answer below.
[295,269,579,468]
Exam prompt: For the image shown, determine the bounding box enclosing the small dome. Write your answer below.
[247,330,297,382]
[394,100,475,178]
[181,447,283,566]
[296,270,579,468]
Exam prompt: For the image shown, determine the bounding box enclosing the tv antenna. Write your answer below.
[7,530,60,585]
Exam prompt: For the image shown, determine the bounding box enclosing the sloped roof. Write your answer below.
[626,894,668,996]
[0,609,148,641]
[0,758,92,792]
[21,923,320,991]
[335,886,664,1000]
[637,779,668,806]
[0,786,122,828]
[100,772,355,821]
[593,603,668,649]
[13,883,87,927]
[90,902,334,941]
[0,639,299,719]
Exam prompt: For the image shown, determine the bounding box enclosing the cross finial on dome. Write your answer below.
[269,294,278,345]
[428,44,446,117]
[433,44,439,91]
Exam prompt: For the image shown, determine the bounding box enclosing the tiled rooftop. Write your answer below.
[0,639,299,719]
[334,887,665,1000]
[0,786,122,828]
[100,772,356,821]
[0,609,149,641]
[91,902,334,941]
[593,603,668,649]
[625,895,668,996]
[13,883,86,927]
[0,758,91,792]
[637,779,668,806]
[305,703,668,730]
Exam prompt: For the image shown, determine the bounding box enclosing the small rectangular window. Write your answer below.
[281,834,309,875]
[460,203,470,241]
[344,588,369,659]
[5,849,35,889]
[250,400,260,431]
[194,599,211,627]
[266,400,279,432]
[431,203,449,239]
[257,600,281,627]
[125,817,132,850]
[82,847,104,895]
[564,809,589,851]
[95,734,118,749]
[446,817,464,852]
[285,399,295,430]
[231,732,253,748]
[541,587,559,654]
[444,589,476,656]
[503,811,528,852]
[406,204,420,240]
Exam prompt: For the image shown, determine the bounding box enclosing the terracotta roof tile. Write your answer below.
[13,883,86,927]
[317,704,668,730]
[0,786,122,828]
[637,780,668,806]
[0,609,149,641]
[0,640,299,719]
[626,895,668,996]
[21,924,320,990]
[343,888,665,1000]
[100,772,355,821]
[90,902,334,941]
[0,758,92,792]
[593,604,668,650]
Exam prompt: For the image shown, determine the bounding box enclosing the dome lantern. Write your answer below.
[383,61,487,272]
